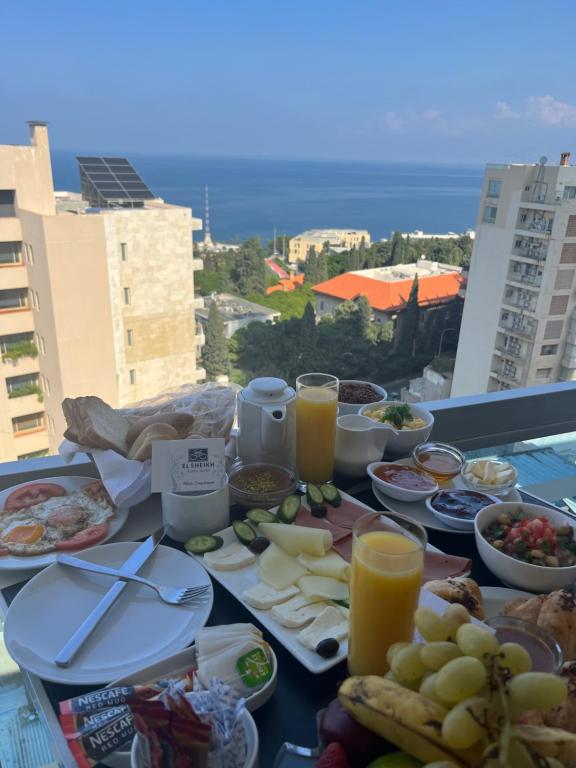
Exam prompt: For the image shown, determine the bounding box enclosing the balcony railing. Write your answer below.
[498,318,537,340]
[502,294,537,313]
[495,345,523,359]
[512,242,547,262]
[507,271,542,288]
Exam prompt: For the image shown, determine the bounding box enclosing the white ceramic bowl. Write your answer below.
[367,461,438,502]
[338,380,387,416]
[475,501,576,592]
[359,401,434,456]
[130,709,259,768]
[461,459,518,497]
[425,490,499,532]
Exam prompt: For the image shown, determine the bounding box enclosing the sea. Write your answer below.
[51,151,484,243]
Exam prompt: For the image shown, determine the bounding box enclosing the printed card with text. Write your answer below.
[151,438,226,493]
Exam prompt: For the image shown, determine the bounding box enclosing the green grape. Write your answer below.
[435,656,487,703]
[414,607,451,642]
[420,641,462,671]
[419,672,449,705]
[505,738,538,768]
[441,696,490,749]
[443,603,470,640]
[385,668,420,691]
[496,642,532,675]
[386,641,410,666]
[391,643,427,683]
[456,623,499,660]
[508,672,567,713]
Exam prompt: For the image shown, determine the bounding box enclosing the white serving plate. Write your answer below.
[480,586,533,620]
[4,542,213,685]
[372,459,522,534]
[102,643,276,768]
[0,476,129,570]
[189,494,458,674]
[130,709,259,768]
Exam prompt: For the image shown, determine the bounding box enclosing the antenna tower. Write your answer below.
[203,185,213,247]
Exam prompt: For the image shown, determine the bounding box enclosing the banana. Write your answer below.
[338,676,481,767]
[514,725,576,765]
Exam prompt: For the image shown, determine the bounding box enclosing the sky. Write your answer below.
[2,0,576,164]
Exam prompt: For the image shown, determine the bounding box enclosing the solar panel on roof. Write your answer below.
[77,156,155,207]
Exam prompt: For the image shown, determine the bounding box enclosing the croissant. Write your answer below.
[504,589,576,661]
[423,576,485,620]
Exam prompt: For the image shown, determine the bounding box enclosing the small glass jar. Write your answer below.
[484,615,563,673]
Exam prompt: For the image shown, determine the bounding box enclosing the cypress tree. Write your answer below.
[394,276,420,353]
[201,301,230,379]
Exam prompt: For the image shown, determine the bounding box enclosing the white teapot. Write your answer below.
[236,377,296,467]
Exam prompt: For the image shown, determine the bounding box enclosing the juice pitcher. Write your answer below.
[334,414,394,477]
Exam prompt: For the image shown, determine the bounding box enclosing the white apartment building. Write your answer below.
[452,153,576,396]
[0,122,204,461]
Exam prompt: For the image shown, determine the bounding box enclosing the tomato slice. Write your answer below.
[55,524,109,551]
[4,482,66,512]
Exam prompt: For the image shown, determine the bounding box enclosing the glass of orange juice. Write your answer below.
[296,373,339,485]
[348,511,426,677]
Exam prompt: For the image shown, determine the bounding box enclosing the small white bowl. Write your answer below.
[461,459,518,497]
[367,461,438,502]
[338,380,387,416]
[131,709,259,768]
[475,502,576,592]
[426,490,499,531]
[360,401,434,456]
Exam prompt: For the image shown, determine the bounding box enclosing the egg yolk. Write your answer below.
[3,524,45,544]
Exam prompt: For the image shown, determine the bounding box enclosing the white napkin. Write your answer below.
[59,439,152,508]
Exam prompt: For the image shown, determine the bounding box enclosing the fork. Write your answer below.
[56,554,210,606]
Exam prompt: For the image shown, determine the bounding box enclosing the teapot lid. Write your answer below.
[242,377,295,404]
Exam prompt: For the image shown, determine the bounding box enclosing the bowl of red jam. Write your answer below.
[425,489,499,531]
[367,461,439,502]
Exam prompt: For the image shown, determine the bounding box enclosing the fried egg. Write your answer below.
[0,488,115,556]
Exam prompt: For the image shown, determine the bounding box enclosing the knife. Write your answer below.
[54,527,165,668]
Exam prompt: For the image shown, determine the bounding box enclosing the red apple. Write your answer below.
[319,699,389,766]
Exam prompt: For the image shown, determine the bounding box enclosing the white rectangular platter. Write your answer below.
[189,493,450,674]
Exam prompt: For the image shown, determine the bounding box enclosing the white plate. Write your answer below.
[0,476,129,570]
[4,542,213,685]
[480,586,533,620]
[372,459,522,535]
[189,493,456,674]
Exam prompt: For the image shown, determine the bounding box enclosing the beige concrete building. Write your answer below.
[288,228,371,264]
[0,122,203,461]
[452,153,576,396]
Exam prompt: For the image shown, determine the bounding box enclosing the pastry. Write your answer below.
[423,576,485,619]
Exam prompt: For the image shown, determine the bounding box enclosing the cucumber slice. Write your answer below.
[246,508,278,524]
[232,520,257,546]
[320,483,342,507]
[185,534,223,554]
[306,483,324,508]
[277,494,301,524]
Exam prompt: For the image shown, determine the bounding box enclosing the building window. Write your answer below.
[31,290,40,310]
[39,335,46,355]
[12,412,44,434]
[0,288,28,311]
[127,329,134,346]
[27,243,34,265]
[566,215,576,237]
[487,179,502,198]
[48,415,56,434]
[554,269,575,290]
[129,369,136,384]
[44,376,51,396]
[0,332,34,354]
[544,320,563,339]
[563,186,576,199]
[561,243,576,263]
[540,344,558,356]
[520,213,527,223]
[483,205,497,224]
[123,287,131,305]
[18,449,49,460]
[0,190,16,217]
[6,373,40,398]
[319,300,324,311]
[549,295,569,315]
[120,242,127,261]
[536,368,552,378]
[0,242,22,265]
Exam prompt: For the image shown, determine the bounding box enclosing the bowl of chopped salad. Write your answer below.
[359,401,434,456]
[475,501,576,592]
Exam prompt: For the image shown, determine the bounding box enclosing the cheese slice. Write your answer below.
[258,522,332,557]
[259,543,308,590]
[297,552,350,582]
[197,624,262,658]
[298,575,349,603]
[297,606,349,651]
[242,582,300,610]
[271,595,329,628]
[204,542,256,571]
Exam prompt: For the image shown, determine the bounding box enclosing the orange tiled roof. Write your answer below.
[266,273,305,295]
[311,272,462,312]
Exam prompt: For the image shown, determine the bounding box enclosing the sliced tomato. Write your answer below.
[4,482,66,512]
[55,523,109,551]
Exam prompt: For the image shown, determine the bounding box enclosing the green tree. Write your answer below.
[304,246,328,284]
[299,302,317,365]
[356,295,372,339]
[232,238,266,295]
[201,301,230,379]
[394,276,420,353]
[390,231,407,265]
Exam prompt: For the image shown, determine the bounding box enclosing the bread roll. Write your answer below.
[127,423,179,461]
[423,577,485,619]
[126,413,195,447]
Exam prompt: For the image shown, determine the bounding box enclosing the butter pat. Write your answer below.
[297,606,349,651]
